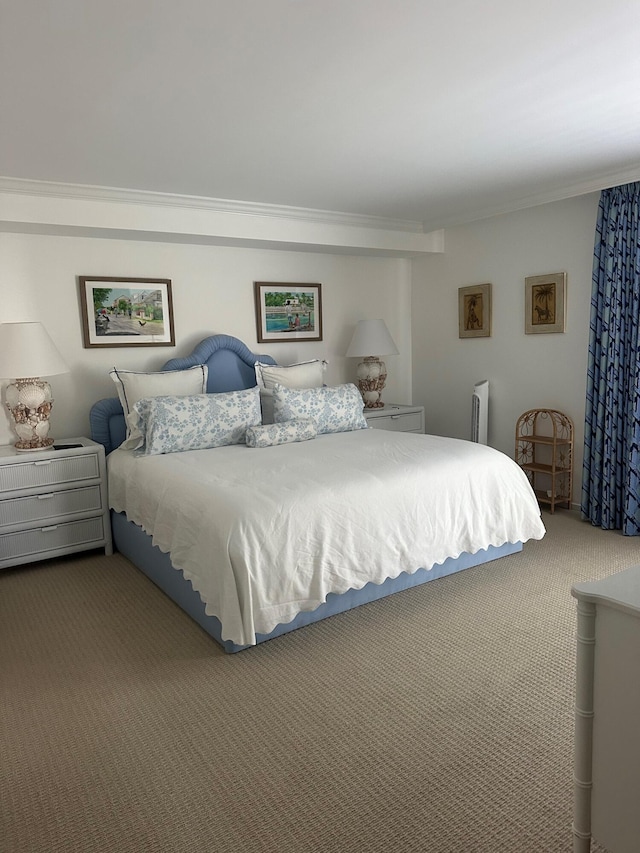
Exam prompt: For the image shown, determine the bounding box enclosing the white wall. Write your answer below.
[2,190,601,512]
[411,193,600,507]
[0,232,412,445]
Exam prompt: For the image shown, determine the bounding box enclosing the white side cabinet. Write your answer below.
[571,566,640,853]
[0,437,113,569]
[363,404,425,434]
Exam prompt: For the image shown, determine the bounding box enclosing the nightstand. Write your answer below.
[0,437,113,569]
[363,404,425,434]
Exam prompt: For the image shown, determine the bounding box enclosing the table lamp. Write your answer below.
[346,318,399,408]
[0,322,69,451]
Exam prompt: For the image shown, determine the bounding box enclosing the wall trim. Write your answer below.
[0,176,444,256]
[0,176,425,235]
[423,164,640,231]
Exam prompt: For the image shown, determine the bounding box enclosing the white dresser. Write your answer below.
[0,437,113,569]
[572,566,640,853]
[363,404,425,434]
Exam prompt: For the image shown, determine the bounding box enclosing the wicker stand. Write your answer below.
[515,408,573,512]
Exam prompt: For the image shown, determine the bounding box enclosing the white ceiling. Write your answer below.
[2,0,640,232]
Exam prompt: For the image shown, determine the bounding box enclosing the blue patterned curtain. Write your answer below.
[582,182,640,534]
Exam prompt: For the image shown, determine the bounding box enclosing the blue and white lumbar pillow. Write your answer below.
[245,419,317,448]
[131,387,261,455]
[272,383,367,435]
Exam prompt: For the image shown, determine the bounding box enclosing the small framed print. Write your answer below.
[79,276,175,348]
[254,282,323,343]
[525,273,566,334]
[459,283,491,338]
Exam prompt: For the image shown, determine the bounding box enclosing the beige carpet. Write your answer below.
[2,511,636,853]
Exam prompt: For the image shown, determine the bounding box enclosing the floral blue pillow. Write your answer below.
[246,419,317,448]
[272,383,367,435]
[131,387,261,456]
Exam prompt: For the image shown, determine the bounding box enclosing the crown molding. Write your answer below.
[0,176,425,235]
[4,165,640,239]
[422,164,640,232]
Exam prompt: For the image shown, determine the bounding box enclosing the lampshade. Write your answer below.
[345,319,399,358]
[0,322,69,378]
[0,322,69,452]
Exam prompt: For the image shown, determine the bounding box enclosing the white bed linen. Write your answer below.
[108,429,545,646]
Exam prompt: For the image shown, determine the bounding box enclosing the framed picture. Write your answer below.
[525,272,566,334]
[254,282,323,343]
[458,283,491,338]
[79,277,175,348]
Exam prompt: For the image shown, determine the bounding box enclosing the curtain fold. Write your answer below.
[582,182,640,534]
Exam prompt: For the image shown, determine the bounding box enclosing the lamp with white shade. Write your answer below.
[345,318,399,409]
[0,322,69,452]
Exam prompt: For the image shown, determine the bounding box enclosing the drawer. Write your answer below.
[0,517,105,563]
[0,486,103,529]
[367,412,423,432]
[0,453,100,493]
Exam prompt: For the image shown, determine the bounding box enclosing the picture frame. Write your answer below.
[458,283,492,338]
[525,272,566,334]
[79,276,175,348]
[254,282,323,343]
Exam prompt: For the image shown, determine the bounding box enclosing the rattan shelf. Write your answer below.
[515,409,573,513]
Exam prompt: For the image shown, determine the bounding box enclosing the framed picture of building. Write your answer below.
[254,282,323,343]
[79,276,175,347]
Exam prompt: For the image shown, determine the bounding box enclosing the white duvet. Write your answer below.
[108,429,545,646]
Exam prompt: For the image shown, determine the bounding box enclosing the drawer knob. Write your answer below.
[37,493,54,500]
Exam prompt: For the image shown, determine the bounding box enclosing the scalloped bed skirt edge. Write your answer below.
[111,510,522,653]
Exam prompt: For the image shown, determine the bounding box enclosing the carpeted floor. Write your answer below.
[2,511,635,853]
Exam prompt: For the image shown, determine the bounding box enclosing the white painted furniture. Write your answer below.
[363,404,425,434]
[0,437,112,569]
[571,566,640,852]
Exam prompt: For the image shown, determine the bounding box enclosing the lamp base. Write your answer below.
[356,356,388,409]
[13,438,55,452]
[6,378,55,452]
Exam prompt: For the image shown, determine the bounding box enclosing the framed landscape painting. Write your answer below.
[79,276,175,348]
[254,282,323,343]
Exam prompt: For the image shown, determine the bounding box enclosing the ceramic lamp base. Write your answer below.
[6,378,55,451]
[356,356,388,408]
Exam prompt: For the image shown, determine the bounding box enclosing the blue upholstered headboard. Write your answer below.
[89,334,276,455]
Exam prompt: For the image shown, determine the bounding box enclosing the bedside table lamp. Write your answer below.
[0,322,69,451]
[346,318,399,409]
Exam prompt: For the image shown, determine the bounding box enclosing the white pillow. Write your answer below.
[255,360,327,424]
[131,388,261,456]
[272,383,367,435]
[110,365,208,450]
[255,360,327,391]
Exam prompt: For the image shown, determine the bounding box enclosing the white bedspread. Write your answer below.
[108,429,545,646]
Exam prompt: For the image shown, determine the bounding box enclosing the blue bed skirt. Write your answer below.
[111,510,522,653]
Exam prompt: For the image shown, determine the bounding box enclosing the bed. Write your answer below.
[90,333,546,652]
